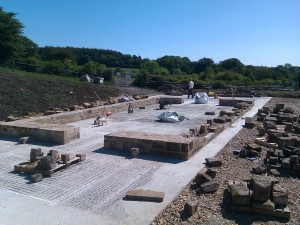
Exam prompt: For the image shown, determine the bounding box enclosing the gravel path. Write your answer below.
[153,97,300,225]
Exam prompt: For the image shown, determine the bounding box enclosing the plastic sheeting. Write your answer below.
[157,111,186,123]
[195,92,208,104]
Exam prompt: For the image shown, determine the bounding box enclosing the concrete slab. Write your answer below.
[0,96,271,225]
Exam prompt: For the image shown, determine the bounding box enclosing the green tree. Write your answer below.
[140,60,160,74]
[0,7,24,61]
[102,68,113,82]
[192,58,214,74]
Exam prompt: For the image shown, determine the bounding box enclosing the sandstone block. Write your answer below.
[125,189,164,202]
[263,121,277,130]
[229,183,251,206]
[76,154,86,161]
[272,185,288,206]
[194,172,212,185]
[213,118,226,124]
[270,169,280,176]
[61,154,70,163]
[39,156,56,170]
[206,168,217,179]
[245,117,255,128]
[205,158,222,167]
[252,164,267,174]
[31,173,43,183]
[246,142,262,152]
[200,180,220,193]
[184,200,198,216]
[268,156,278,165]
[281,158,291,169]
[252,180,272,203]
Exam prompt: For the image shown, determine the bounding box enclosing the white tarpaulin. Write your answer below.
[157,111,186,123]
[194,92,208,104]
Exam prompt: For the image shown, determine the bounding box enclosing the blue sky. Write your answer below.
[1,0,299,67]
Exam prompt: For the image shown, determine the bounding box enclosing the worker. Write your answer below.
[188,80,194,98]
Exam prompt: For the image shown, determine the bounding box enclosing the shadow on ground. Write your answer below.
[93,147,182,164]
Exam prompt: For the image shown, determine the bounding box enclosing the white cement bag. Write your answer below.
[157,111,185,123]
[195,92,208,104]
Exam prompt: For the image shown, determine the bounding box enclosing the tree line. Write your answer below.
[1,7,300,88]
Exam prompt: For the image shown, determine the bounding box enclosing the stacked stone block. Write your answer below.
[228,176,289,218]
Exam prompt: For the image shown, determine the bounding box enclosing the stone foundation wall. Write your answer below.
[0,96,162,144]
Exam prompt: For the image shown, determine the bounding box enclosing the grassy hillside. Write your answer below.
[0,67,121,121]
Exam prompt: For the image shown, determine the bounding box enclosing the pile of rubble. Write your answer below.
[14,148,86,182]
[183,157,222,217]
[254,103,300,176]
[227,175,290,219]
[158,83,185,96]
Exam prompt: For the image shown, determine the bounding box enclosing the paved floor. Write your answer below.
[0,96,271,225]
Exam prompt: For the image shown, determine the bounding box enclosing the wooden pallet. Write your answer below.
[255,138,278,149]
[228,203,290,219]
[14,156,82,177]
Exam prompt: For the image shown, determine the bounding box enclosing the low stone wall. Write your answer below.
[219,98,254,107]
[104,131,204,160]
[104,98,254,160]
[0,96,177,144]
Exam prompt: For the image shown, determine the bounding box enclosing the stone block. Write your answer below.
[200,180,220,193]
[290,155,298,165]
[213,117,226,124]
[252,164,267,174]
[206,168,217,179]
[268,156,278,165]
[252,180,272,203]
[229,183,251,206]
[194,172,212,186]
[263,121,277,130]
[245,142,262,152]
[252,200,275,211]
[61,154,70,163]
[47,150,60,161]
[76,154,86,161]
[258,128,266,136]
[219,110,227,116]
[31,173,43,183]
[184,200,198,216]
[125,189,164,202]
[199,124,209,134]
[272,184,288,206]
[205,111,215,115]
[205,158,222,167]
[39,156,56,170]
[245,117,255,128]
[281,158,291,169]
[270,169,280,176]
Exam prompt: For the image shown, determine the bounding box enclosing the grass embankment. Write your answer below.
[0,67,121,121]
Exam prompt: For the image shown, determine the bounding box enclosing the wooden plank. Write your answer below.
[125,189,164,202]
[13,157,82,177]
[255,138,278,149]
[228,204,290,219]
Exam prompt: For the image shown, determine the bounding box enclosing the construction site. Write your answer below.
[0,94,299,225]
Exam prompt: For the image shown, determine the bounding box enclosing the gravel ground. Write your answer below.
[153,97,300,225]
